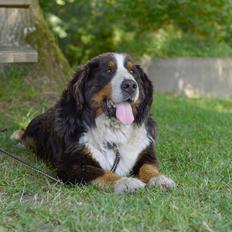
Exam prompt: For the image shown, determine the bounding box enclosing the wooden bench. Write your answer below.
[0,0,38,63]
[0,0,31,8]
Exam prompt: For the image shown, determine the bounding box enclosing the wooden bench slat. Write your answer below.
[0,0,32,8]
[0,47,38,63]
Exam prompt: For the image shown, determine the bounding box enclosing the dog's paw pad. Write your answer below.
[147,175,176,190]
[114,177,145,193]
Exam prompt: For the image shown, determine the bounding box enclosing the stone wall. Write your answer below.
[143,58,232,98]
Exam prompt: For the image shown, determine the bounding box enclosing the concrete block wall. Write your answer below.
[143,58,232,98]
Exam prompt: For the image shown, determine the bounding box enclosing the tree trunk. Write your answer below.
[0,0,71,100]
[27,0,71,88]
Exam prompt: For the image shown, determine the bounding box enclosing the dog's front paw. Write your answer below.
[114,177,145,194]
[147,175,176,190]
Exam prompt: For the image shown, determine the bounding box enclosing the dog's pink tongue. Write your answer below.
[116,102,134,125]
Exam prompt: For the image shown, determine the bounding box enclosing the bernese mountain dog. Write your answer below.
[12,53,176,193]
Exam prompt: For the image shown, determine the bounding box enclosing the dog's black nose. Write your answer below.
[121,79,137,95]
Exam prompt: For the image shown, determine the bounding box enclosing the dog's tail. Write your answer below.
[10,129,24,141]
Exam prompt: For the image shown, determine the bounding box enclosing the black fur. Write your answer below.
[134,65,154,125]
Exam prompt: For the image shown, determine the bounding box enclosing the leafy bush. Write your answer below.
[147,26,232,57]
[39,0,232,65]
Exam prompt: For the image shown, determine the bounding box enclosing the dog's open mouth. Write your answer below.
[105,99,134,125]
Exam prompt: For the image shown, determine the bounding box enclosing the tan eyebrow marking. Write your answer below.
[127,60,133,70]
[108,60,116,69]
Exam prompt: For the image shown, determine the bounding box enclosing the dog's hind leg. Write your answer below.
[10,129,26,148]
[10,129,24,141]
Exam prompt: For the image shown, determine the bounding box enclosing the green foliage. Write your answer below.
[39,0,232,64]
[149,27,232,57]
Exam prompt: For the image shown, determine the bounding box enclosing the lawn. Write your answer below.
[0,68,231,231]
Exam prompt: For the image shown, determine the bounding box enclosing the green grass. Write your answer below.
[0,69,232,232]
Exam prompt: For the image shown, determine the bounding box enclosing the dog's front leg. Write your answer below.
[138,164,176,190]
[133,146,176,190]
[92,172,145,193]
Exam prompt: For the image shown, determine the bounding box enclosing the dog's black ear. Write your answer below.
[135,65,154,124]
[55,64,90,141]
[70,64,90,111]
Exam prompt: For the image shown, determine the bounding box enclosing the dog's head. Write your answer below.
[68,53,153,127]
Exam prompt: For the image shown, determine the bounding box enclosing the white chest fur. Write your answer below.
[79,115,151,176]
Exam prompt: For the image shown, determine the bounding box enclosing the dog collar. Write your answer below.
[107,142,121,173]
